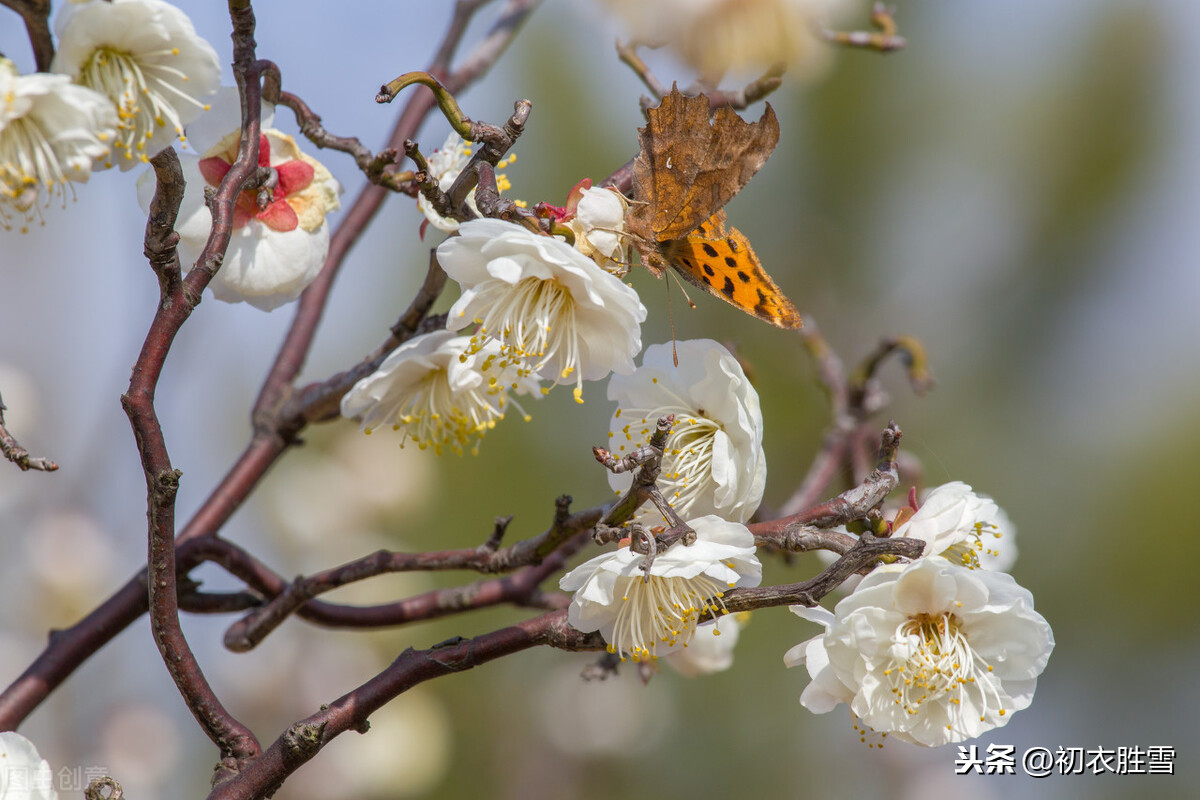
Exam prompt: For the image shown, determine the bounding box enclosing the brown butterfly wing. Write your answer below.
[626,88,713,243]
[663,211,803,329]
[664,104,779,241]
[627,87,780,244]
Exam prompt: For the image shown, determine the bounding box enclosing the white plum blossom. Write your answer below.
[136,88,342,310]
[606,339,765,526]
[784,556,1054,747]
[600,0,847,80]
[0,731,58,799]
[818,481,1017,590]
[0,58,117,230]
[415,132,510,235]
[438,218,647,403]
[340,330,537,456]
[560,180,629,273]
[560,515,761,662]
[665,611,747,677]
[52,0,221,170]
[894,481,1016,572]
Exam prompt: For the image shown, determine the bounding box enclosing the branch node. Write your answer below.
[481,515,513,551]
[281,720,326,766]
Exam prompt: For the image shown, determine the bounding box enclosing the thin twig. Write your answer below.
[754,422,903,537]
[206,610,600,800]
[220,500,601,650]
[822,2,907,53]
[0,392,57,472]
[276,90,411,192]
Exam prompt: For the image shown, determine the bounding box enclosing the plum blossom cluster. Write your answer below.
[342,209,646,453]
[1,0,220,230]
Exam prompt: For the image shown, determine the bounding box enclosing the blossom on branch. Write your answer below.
[560,515,761,662]
[438,218,646,403]
[135,88,342,310]
[784,556,1054,746]
[0,731,58,799]
[894,481,1017,572]
[606,339,765,526]
[553,179,630,273]
[0,58,117,231]
[340,330,538,456]
[415,132,503,236]
[51,0,221,170]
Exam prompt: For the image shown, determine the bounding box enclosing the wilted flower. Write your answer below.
[438,218,646,403]
[0,58,117,230]
[785,556,1054,746]
[52,0,221,170]
[606,339,765,526]
[135,88,342,310]
[340,330,537,456]
[560,515,761,661]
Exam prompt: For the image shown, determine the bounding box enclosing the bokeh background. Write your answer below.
[1,1,1196,798]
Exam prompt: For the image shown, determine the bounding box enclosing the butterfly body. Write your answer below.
[626,87,802,330]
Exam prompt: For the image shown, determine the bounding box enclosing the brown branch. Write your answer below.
[849,334,935,406]
[616,39,669,100]
[0,392,57,472]
[0,0,54,71]
[822,2,907,53]
[724,532,925,612]
[117,6,262,771]
[84,776,122,800]
[220,499,601,650]
[0,0,542,734]
[276,90,411,192]
[753,422,902,537]
[284,249,449,428]
[780,322,932,515]
[207,610,600,799]
[204,525,922,798]
[250,0,540,424]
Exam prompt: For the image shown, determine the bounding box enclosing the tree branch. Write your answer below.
[0,392,57,473]
[117,5,264,772]
[0,0,54,71]
[0,0,542,734]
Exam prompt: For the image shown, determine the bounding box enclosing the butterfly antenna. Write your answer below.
[664,271,698,367]
[665,271,680,366]
[667,268,698,310]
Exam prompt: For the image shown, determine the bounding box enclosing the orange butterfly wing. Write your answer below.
[663,211,802,329]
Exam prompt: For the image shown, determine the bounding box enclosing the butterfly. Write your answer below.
[625,87,802,329]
